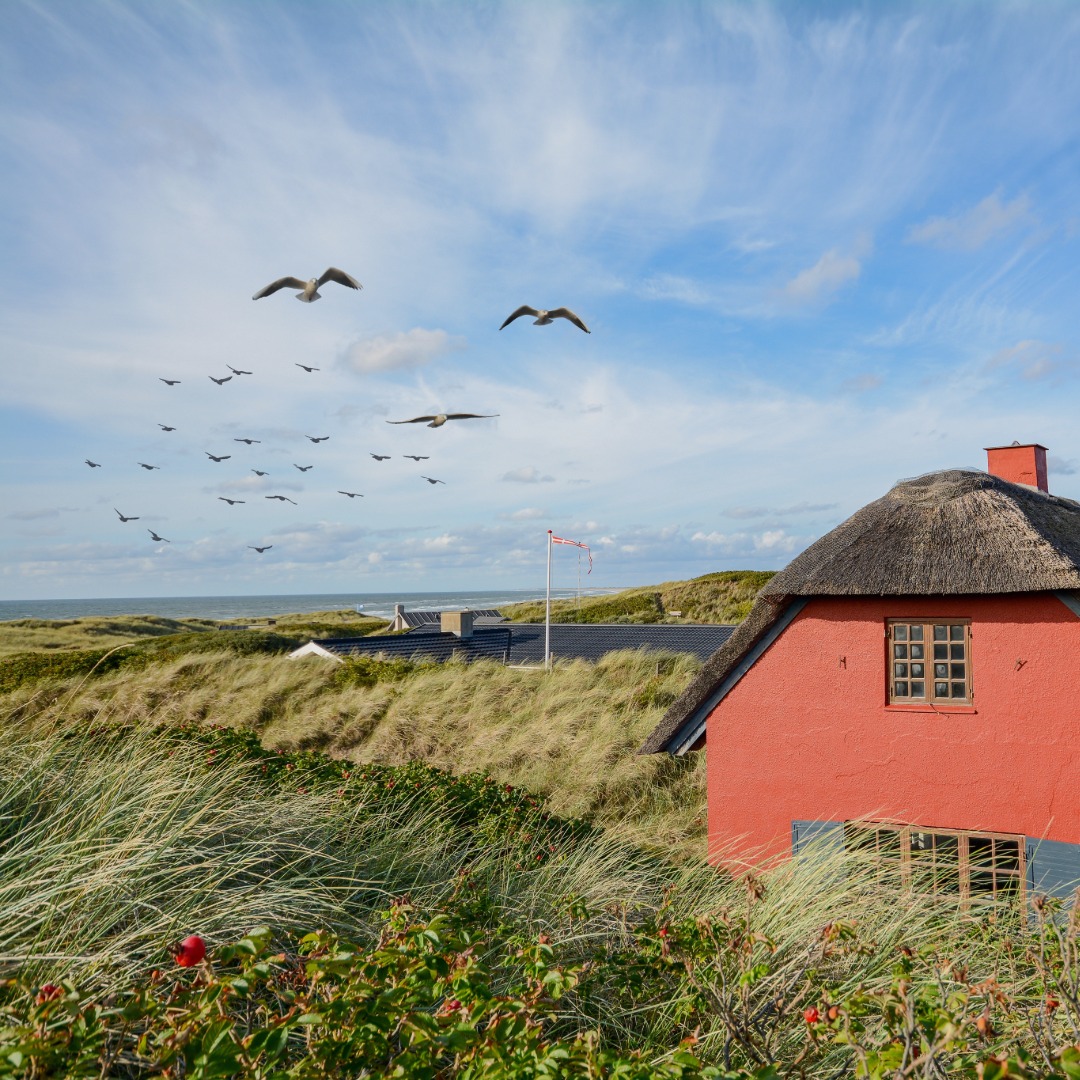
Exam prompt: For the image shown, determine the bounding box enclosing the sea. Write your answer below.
[0,589,620,623]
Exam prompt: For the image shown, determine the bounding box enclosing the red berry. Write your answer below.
[175,935,206,967]
[36,984,63,1005]
[804,1007,819,1023]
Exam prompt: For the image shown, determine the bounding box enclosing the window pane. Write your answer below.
[969,837,992,865]
[951,625,965,641]
[950,663,965,679]
[894,681,909,696]
[951,644,965,660]
[970,869,995,894]
[894,663,908,677]
[910,681,925,696]
[894,644,908,659]
[934,643,948,660]
[935,682,949,697]
[935,664,948,678]
[951,682,966,698]
[933,625,948,641]
[911,663,924,677]
[911,644,924,659]
[995,840,1020,871]
[894,625,908,641]
[910,831,930,853]
[997,875,1021,898]
[910,626,924,641]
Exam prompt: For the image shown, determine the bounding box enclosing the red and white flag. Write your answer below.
[551,534,592,573]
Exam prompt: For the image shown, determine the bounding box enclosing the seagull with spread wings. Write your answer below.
[251,470,269,476]
[266,495,297,505]
[114,509,139,522]
[210,375,232,385]
[158,424,176,432]
[219,497,245,505]
[306,435,329,443]
[294,464,313,472]
[206,452,231,462]
[248,545,273,553]
[387,413,498,428]
[338,491,364,498]
[253,267,362,303]
[148,530,170,542]
[227,365,253,375]
[499,306,590,333]
[159,378,180,385]
[420,476,445,485]
[234,438,261,445]
[370,453,391,461]
[86,459,101,468]
[137,462,161,471]
[295,364,320,373]
[403,455,429,461]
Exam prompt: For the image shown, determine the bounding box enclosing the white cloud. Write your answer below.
[784,236,871,305]
[340,329,464,375]
[9,508,60,520]
[500,466,555,484]
[986,340,1077,381]
[1048,455,1077,476]
[500,507,548,520]
[724,502,838,519]
[842,373,882,392]
[906,192,1031,251]
[203,476,304,494]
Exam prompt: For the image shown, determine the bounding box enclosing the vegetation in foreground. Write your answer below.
[2,714,1079,1079]
[499,570,777,625]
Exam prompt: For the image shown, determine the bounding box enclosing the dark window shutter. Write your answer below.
[791,820,844,856]
[1027,838,1080,900]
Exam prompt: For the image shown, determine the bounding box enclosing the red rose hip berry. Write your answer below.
[175,935,207,967]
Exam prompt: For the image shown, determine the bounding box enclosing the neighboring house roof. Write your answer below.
[290,627,513,663]
[398,609,505,627]
[640,469,1080,757]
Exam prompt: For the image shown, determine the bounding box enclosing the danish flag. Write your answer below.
[550,534,592,573]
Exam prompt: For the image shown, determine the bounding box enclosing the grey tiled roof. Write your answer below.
[399,609,504,627]
[313,628,511,663]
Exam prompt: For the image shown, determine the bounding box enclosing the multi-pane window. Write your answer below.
[887,620,971,704]
[845,822,1023,902]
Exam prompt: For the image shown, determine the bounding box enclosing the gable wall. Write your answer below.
[705,593,1080,862]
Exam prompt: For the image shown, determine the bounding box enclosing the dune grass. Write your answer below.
[0,615,217,657]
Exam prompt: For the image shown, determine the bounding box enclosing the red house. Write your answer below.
[640,443,1080,901]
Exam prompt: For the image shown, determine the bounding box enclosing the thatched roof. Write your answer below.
[639,469,1080,756]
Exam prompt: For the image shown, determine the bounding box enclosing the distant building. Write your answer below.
[640,442,1080,901]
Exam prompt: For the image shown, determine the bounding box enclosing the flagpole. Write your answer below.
[545,530,552,672]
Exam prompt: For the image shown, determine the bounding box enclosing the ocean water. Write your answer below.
[0,590,618,623]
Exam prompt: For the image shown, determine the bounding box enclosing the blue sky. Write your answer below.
[3,2,1080,599]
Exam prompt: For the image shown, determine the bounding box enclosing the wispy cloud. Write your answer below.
[500,507,548,520]
[340,329,465,375]
[783,235,872,306]
[986,339,1077,381]
[500,467,555,484]
[841,373,882,392]
[906,192,1031,251]
[723,502,839,519]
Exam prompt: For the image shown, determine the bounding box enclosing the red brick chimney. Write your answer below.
[984,441,1048,492]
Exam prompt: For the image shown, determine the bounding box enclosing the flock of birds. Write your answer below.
[84,268,590,553]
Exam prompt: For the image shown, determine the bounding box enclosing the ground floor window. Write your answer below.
[845,822,1024,902]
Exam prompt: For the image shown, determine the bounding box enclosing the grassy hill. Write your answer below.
[499,569,776,624]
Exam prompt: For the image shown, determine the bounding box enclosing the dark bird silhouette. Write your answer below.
[403,455,429,461]
[265,495,297,505]
[234,438,261,445]
[253,267,362,302]
[210,375,232,385]
[306,435,329,443]
[294,464,313,472]
[295,364,320,373]
[249,545,273,553]
[338,491,364,498]
[137,462,160,471]
[421,476,445,485]
[252,469,269,476]
[388,413,498,428]
[148,530,170,542]
[114,509,139,522]
[206,452,231,462]
[218,497,245,505]
[159,378,180,385]
[499,305,590,333]
[85,459,101,468]
[158,424,176,432]
[370,454,391,461]
[227,365,253,375]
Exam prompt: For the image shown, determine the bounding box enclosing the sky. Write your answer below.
[3,2,1080,600]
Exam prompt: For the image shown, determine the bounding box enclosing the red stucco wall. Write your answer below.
[705,593,1080,861]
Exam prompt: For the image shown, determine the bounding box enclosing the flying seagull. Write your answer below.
[265,495,297,505]
[253,267,362,303]
[114,509,139,522]
[251,469,268,476]
[206,453,231,462]
[227,365,253,375]
[85,459,101,468]
[306,435,329,443]
[421,476,445,485]
[388,413,498,428]
[218,497,245,505]
[294,464,313,472]
[137,462,160,471]
[234,438,261,445]
[370,453,391,461]
[159,378,180,385]
[338,490,364,498]
[295,364,320,373]
[148,530,170,542]
[403,454,429,461]
[499,306,590,334]
[249,545,273,553]
[158,424,176,432]
[210,375,232,385]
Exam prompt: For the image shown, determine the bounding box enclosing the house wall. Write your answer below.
[705,593,1080,861]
